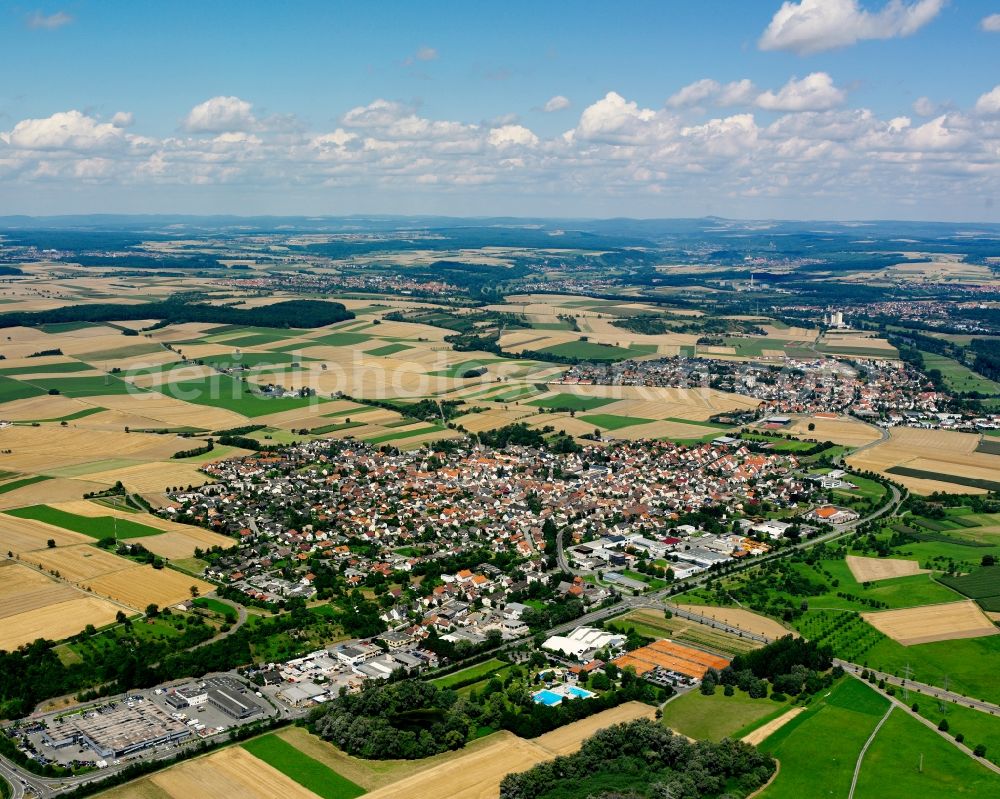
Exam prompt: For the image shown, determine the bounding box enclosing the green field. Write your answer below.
[539,341,655,361]
[366,343,412,356]
[307,332,373,347]
[760,677,890,798]
[660,688,788,741]
[4,505,164,539]
[431,658,508,689]
[196,351,306,368]
[0,474,52,495]
[242,734,364,799]
[363,424,445,445]
[887,466,1000,493]
[192,597,237,618]
[528,392,616,411]
[0,361,93,375]
[940,567,1000,610]
[854,706,1000,798]
[579,413,656,430]
[913,697,1000,769]
[920,351,1000,396]
[158,374,327,417]
[21,374,138,397]
[25,406,107,423]
[0,374,46,402]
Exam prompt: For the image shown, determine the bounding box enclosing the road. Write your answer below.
[191,595,248,649]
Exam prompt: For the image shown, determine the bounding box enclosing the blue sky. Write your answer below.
[1,0,999,219]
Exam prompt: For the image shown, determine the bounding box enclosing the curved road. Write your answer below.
[190,595,248,649]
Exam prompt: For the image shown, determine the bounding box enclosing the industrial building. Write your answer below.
[43,702,190,758]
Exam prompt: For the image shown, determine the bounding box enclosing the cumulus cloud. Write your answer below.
[975,85,1000,116]
[403,46,438,66]
[26,10,73,29]
[183,96,256,133]
[759,0,944,55]
[488,125,539,148]
[982,14,1000,33]
[7,110,129,151]
[756,73,847,111]
[4,83,1000,217]
[912,96,936,116]
[542,95,571,112]
[668,79,757,108]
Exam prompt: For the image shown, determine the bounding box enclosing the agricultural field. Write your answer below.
[241,734,364,799]
[0,561,123,650]
[861,601,999,646]
[848,426,1000,495]
[609,608,762,657]
[846,555,929,582]
[758,677,891,799]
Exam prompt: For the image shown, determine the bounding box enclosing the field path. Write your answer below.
[741,707,805,746]
[848,704,893,799]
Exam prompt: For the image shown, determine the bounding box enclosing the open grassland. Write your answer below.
[862,600,999,646]
[854,705,1000,798]
[659,688,790,742]
[759,677,890,799]
[846,555,929,582]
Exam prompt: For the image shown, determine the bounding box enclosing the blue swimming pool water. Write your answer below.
[533,689,563,706]
[567,686,595,699]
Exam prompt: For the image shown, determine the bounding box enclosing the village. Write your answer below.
[559,355,1000,431]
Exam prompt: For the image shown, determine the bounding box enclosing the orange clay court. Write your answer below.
[613,639,729,679]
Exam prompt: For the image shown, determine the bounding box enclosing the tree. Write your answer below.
[46,539,56,548]
[974,744,988,757]
[145,603,159,618]
[116,610,127,624]
[938,719,949,732]
[190,585,200,598]
[808,422,816,432]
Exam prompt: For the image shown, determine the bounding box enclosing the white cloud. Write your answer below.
[668,79,758,108]
[542,95,571,112]
[487,124,538,148]
[4,85,1000,218]
[667,79,720,108]
[759,0,944,55]
[982,13,1000,32]
[415,46,438,61]
[756,73,847,111]
[717,79,758,107]
[8,110,128,151]
[111,112,134,128]
[183,96,256,133]
[26,10,72,29]
[912,97,936,116]
[975,85,1000,116]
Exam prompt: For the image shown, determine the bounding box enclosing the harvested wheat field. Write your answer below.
[0,426,186,473]
[81,461,212,493]
[360,702,655,799]
[0,562,80,616]
[862,601,999,646]
[25,544,137,582]
[847,426,999,494]
[0,595,123,651]
[139,528,235,559]
[532,701,657,756]
[0,516,94,553]
[741,707,806,746]
[672,604,795,640]
[0,477,106,510]
[146,746,321,799]
[85,564,213,608]
[846,555,929,582]
[785,416,882,447]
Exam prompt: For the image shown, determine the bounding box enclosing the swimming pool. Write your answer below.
[533,689,563,706]
[567,686,595,699]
